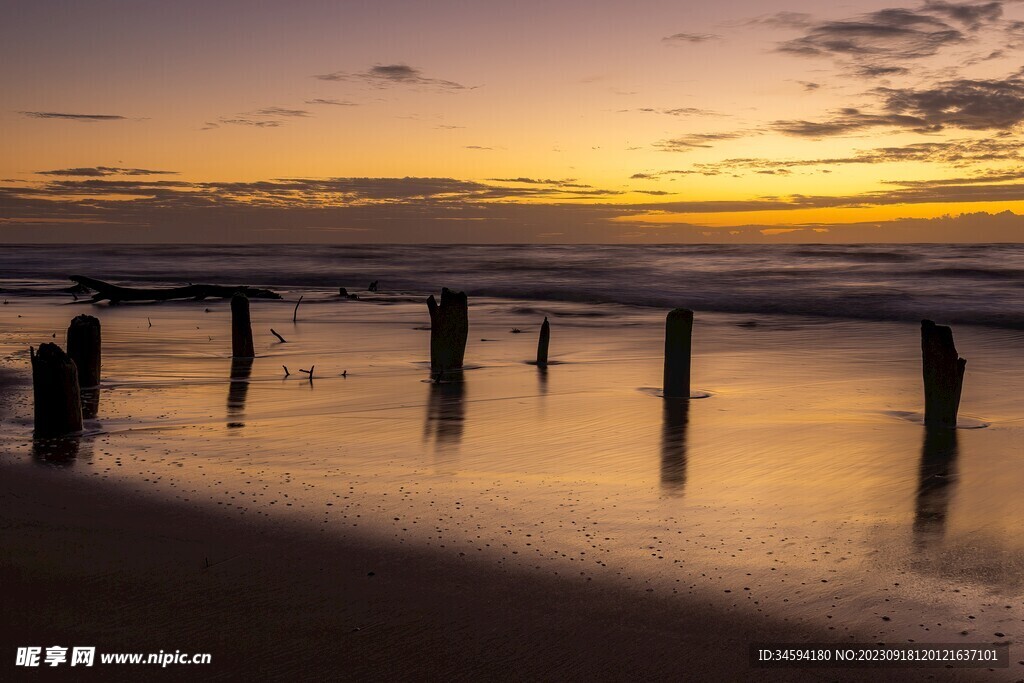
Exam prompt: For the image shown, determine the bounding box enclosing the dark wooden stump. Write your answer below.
[536,317,550,367]
[663,308,693,399]
[427,288,469,374]
[67,314,101,389]
[31,343,83,436]
[921,320,966,428]
[231,293,255,359]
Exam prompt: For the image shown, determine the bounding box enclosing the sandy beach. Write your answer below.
[1,281,1023,680]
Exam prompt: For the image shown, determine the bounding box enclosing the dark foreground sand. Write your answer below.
[1,458,988,683]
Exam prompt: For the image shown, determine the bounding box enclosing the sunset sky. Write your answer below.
[4,0,1024,242]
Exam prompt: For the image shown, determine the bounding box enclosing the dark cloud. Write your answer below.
[464,145,492,150]
[878,76,1024,129]
[305,98,358,106]
[315,64,469,90]
[662,33,719,44]
[20,111,126,122]
[640,136,1024,178]
[36,167,177,177]
[798,81,821,91]
[773,3,1007,79]
[778,8,966,61]
[923,1,1002,30]
[771,108,935,137]
[5,174,1024,243]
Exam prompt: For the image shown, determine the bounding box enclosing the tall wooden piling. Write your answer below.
[536,317,550,367]
[31,343,83,436]
[66,314,101,388]
[231,292,255,359]
[921,319,966,428]
[663,308,693,399]
[427,288,468,374]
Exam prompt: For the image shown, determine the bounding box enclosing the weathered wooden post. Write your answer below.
[66,314,101,388]
[231,292,255,358]
[31,343,83,436]
[921,319,966,428]
[427,288,468,375]
[663,308,693,399]
[536,317,550,367]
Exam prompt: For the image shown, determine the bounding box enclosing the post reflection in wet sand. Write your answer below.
[913,426,959,548]
[660,398,690,495]
[227,357,254,429]
[32,436,90,468]
[536,364,548,395]
[81,387,99,420]
[423,374,466,469]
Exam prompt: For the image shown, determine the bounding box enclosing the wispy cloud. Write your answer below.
[20,111,126,122]
[655,131,749,151]
[305,98,358,106]
[662,32,719,44]
[315,64,470,91]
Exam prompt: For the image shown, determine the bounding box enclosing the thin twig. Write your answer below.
[282,365,291,377]
[270,328,287,343]
[299,365,315,381]
[293,296,304,323]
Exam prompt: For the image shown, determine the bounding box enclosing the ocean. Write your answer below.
[1,243,1022,328]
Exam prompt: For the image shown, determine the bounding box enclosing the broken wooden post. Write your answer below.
[66,314,101,389]
[30,343,83,436]
[427,288,469,374]
[231,292,255,358]
[663,308,693,399]
[536,317,550,366]
[921,319,966,428]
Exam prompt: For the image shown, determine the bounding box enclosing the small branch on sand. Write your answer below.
[69,275,281,304]
[293,296,303,323]
[299,365,315,381]
[282,365,291,377]
[147,317,153,328]
[270,329,287,343]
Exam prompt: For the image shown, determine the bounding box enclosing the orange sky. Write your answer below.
[3,0,1024,242]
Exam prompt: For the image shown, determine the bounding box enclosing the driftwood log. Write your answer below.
[67,314,101,389]
[663,308,693,399]
[31,343,83,436]
[921,320,966,428]
[69,276,281,304]
[427,288,468,374]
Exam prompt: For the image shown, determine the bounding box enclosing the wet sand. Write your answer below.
[2,290,1023,680]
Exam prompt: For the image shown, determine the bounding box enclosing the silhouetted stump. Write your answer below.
[921,320,966,428]
[536,317,550,367]
[368,281,379,292]
[663,308,693,399]
[231,293,255,359]
[66,314,101,389]
[31,343,83,437]
[427,288,469,374]
[338,287,358,299]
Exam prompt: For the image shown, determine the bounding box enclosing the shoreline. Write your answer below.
[2,291,1023,680]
